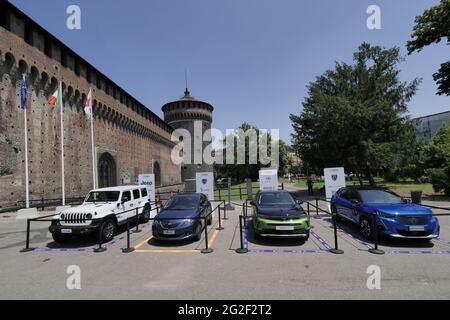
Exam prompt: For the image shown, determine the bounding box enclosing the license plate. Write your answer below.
[276,226,295,231]
[409,226,425,232]
[61,229,72,234]
[163,230,176,235]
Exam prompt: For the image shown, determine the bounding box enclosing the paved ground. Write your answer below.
[1,188,450,300]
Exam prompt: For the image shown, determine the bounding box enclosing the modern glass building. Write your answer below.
[415,111,450,141]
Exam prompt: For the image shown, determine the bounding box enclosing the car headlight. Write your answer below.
[60,214,65,220]
[179,219,196,227]
[86,213,93,220]
[376,211,395,219]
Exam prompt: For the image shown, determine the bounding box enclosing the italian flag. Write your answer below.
[48,85,62,106]
[84,89,92,118]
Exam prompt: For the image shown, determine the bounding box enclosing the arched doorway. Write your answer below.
[153,161,161,187]
[98,152,117,188]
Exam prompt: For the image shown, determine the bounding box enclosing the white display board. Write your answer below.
[196,172,214,201]
[324,167,346,200]
[259,169,279,191]
[138,174,156,202]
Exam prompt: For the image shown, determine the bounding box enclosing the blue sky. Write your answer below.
[11,0,449,143]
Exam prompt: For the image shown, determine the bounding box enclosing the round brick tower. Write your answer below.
[162,89,214,191]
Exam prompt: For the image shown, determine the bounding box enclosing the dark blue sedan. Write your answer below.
[331,187,440,240]
[152,193,212,241]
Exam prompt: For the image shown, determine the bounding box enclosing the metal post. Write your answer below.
[222,201,228,220]
[134,208,142,233]
[307,202,310,217]
[20,219,35,252]
[94,220,107,253]
[216,206,224,231]
[369,214,385,255]
[243,201,249,229]
[239,187,242,200]
[201,217,213,254]
[316,199,319,216]
[225,177,234,210]
[236,215,248,254]
[329,211,344,254]
[122,217,135,253]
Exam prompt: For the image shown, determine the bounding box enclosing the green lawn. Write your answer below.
[286,178,437,197]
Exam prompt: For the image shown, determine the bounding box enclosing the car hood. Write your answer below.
[60,203,117,214]
[366,203,432,216]
[257,206,305,218]
[157,209,200,220]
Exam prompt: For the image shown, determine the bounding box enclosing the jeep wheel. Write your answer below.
[100,219,116,243]
[360,216,373,240]
[52,233,72,244]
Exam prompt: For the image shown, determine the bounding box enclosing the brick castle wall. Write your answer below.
[0,4,182,209]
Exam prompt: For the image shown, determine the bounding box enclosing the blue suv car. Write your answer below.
[331,187,440,240]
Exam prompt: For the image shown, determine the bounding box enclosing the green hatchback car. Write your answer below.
[251,190,310,240]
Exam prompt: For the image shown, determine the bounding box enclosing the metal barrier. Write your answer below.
[308,198,450,255]
[20,201,159,253]
[305,200,344,255]
[120,201,226,254]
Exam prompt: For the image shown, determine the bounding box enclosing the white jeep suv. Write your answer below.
[49,186,152,243]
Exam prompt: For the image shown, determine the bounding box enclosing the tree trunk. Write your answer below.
[366,170,376,186]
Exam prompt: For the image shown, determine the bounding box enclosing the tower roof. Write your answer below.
[161,89,214,113]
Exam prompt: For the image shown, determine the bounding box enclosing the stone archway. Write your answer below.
[153,161,161,187]
[98,152,117,188]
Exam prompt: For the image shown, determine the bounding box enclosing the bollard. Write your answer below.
[122,217,135,253]
[201,217,213,254]
[225,178,234,210]
[94,221,107,253]
[222,202,228,220]
[216,206,224,231]
[235,215,248,254]
[134,208,142,233]
[20,219,35,252]
[329,211,344,255]
[243,201,249,229]
[369,214,385,255]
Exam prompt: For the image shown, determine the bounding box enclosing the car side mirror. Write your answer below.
[121,197,129,204]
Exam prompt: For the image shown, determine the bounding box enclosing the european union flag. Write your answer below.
[20,75,27,109]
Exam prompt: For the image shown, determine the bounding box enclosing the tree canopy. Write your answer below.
[407,0,450,96]
[290,43,420,185]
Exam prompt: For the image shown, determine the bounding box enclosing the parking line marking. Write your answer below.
[208,228,220,248]
[134,249,198,253]
[134,236,154,250]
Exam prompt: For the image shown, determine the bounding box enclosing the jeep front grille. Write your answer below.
[62,213,88,224]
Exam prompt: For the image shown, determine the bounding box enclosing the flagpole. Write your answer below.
[60,82,66,206]
[23,93,30,209]
[90,89,96,189]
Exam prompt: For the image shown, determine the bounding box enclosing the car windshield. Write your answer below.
[164,196,199,211]
[259,192,296,206]
[85,191,120,203]
[359,190,403,204]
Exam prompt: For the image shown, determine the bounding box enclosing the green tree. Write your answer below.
[423,122,450,195]
[290,43,420,185]
[407,0,450,96]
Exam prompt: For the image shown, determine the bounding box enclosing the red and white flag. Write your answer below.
[48,85,62,106]
[84,89,92,119]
